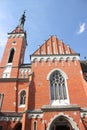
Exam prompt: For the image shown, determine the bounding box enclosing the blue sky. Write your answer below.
[0,0,87,63]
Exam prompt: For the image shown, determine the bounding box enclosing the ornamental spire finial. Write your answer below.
[19,11,26,29]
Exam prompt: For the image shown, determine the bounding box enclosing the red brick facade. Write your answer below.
[0,13,87,130]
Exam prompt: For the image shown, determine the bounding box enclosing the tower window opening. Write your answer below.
[8,48,15,63]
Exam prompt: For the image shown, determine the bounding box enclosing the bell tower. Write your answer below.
[0,12,27,78]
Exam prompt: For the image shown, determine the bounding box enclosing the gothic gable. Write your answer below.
[33,35,75,55]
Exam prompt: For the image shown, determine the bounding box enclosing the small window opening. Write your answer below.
[20,90,26,105]
[12,41,16,45]
[34,121,36,130]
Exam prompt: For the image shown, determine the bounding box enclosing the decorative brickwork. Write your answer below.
[0,14,87,130]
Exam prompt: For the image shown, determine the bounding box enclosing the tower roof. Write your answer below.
[9,11,26,34]
[33,35,76,55]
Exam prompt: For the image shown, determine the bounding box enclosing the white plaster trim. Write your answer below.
[18,104,25,108]
[0,116,22,121]
[8,33,24,38]
[3,64,12,78]
[31,55,80,62]
[51,99,69,106]
[28,113,43,119]
[80,112,87,118]
[6,63,12,66]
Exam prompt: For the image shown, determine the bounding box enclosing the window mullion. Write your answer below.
[50,70,67,103]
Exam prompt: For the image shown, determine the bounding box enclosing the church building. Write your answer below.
[0,12,87,130]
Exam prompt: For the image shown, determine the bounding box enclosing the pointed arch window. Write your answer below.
[50,70,68,102]
[19,90,26,105]
[8,48,15,63]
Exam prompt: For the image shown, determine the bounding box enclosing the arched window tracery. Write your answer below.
[50,70,67,102]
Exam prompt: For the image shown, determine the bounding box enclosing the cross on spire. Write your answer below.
[19,11,26,29]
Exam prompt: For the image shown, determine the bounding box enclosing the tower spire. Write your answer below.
[19,11,26,30]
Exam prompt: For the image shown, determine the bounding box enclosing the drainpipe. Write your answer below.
[0,93,4,112]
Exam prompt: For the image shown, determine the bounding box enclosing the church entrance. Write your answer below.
[51,124,70,130]
[50,116,72,130]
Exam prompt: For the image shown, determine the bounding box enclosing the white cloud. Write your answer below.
[77,23,86,34]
